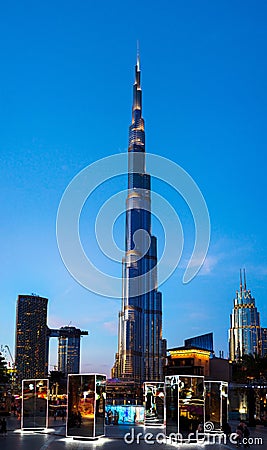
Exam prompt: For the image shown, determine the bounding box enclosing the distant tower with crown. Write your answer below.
[229,269,262,362]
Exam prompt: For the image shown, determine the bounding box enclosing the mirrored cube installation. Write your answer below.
[21,379,48,429]
[205,381,228,431]
[165,375,205,439]
[144,382,164,426]
[67,374,106,439]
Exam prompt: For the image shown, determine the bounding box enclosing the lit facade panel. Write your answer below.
[21,379,48,429]
[262,328,267,357]
[165,375,205,440]
[112,56,165,384]
[166,347,211,377]
[67,374,106,439]
[105,405,144,425]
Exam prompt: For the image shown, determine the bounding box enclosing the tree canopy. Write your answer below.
[232,354,267,383]
[0,353,11,385]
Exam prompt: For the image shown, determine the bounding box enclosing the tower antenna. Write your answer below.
[243,268,247,290]
[239,268,243,295]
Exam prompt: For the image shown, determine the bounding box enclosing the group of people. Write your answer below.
[0,418,7,436]
[53,408,66,421]
[106,409,119,425]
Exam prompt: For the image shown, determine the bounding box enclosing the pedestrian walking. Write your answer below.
[1,418,7,437]
[236,424,243,447]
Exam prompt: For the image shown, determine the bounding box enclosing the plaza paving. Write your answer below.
[0,416,266,449]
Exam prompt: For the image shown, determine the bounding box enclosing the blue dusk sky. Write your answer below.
[0,1,267,374]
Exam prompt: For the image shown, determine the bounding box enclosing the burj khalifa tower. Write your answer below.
[112,54,166,384]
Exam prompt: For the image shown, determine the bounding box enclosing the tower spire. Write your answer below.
[137,40,140,70]
[133,44,141,99]
[130,48,145,150]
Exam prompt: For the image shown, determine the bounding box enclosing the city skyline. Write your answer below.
[1,1,267,375]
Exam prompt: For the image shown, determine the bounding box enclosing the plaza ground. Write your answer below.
[0,416,266,449]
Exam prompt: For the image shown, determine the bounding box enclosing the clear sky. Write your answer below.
[0,1,267,374]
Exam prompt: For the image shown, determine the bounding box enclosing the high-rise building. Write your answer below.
[261,328,267,357]
[229,270,261,362]
[49,326,88,375]
[112,54,166,383]
[15,294,49,382]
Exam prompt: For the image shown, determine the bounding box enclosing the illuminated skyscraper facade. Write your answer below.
[58,326,88,375]
[15,294,49,382]
[112,56,166,383]
[48,326,88,375]
[229,270,261,362]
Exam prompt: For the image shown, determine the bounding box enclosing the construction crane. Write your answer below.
[0,345,16,392]
[0,345,15,366]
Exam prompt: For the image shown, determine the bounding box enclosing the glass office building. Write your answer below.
[112,55,165,383]
[49,326,88,375]
[184,333,214,352]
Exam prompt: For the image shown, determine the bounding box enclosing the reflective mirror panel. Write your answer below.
[67,374,106,438]
[178,377,204,439]
[205,381,228,431]
[144,382,164,425]
[221,383,228,426]
[22,379,48,429]
[205,382,221,429]
[165,376,178,437]
[165,376,205,440]
[95,375,106,436]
